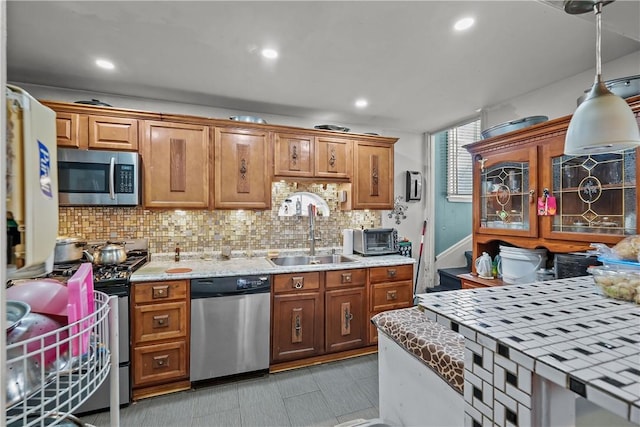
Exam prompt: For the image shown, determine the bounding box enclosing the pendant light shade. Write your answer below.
[563,0,640,155]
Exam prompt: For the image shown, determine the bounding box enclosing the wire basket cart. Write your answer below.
[5,291,120,426]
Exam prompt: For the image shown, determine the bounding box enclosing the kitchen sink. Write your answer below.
[268,254,357,266]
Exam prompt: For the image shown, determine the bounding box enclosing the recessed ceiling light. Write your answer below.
[355,99,368,108]
[261,48,278,59]
[95,59,115,70]
[454,17,475,31]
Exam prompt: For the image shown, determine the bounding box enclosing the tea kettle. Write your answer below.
[475,252,493,278]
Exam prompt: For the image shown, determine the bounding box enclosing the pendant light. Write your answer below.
[563,0,640,155]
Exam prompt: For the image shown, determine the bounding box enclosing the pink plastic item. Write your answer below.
[67,263,95,356]
[7,279,68,317]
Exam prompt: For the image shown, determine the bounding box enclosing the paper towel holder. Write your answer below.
[406,171,422,201]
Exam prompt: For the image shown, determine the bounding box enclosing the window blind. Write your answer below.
[447,118,480,199]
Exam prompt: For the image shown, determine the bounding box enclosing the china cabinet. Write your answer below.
[464,95,640,285]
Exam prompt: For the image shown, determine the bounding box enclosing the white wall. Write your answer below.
[484,51,640,128]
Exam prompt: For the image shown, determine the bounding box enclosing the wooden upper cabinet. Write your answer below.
[55,112,84,148]
[274,132,314,178]
[315,137,352,179]
[352,141,394,209]
[141,121,210,209]
[88,115,139,150]
[44,101,145,151]
[214,127,271,209]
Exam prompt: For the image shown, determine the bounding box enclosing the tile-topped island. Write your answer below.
[417,276,640,427]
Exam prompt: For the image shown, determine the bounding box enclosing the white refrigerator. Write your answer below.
[6,85,58,279]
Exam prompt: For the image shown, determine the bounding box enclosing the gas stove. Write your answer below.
[50,239,149,294]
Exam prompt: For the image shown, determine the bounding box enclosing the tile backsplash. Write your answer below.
[58,182,381,255]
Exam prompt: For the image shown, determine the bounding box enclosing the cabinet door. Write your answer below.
[352,142,394,209]
[325,287,366,353]
[272,292,323,362]
[541,140,638,243]
[315,137,351,179]
[214,127,271,209]
[141,121,210,209]
[89,115,139,151]
[274,133,314,178]
[55,112,85,148]
[475,145,538,238]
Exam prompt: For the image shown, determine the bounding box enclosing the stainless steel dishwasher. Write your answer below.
[190,275,271,382]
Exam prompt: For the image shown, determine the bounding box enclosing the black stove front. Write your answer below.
[50,250,148,294]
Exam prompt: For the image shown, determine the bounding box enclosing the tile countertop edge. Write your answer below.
[130,254,415,282]
[417,277,640,423]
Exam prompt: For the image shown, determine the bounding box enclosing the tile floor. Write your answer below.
[80,354,380,427]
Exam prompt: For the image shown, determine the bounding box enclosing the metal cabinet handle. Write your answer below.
[341,273,352,283]
[292,310,303,343]
[387,269,397,278]
[152,285,169,299]
[342,302,353,335]
[387,290,397,301]
[153,314,169,329]
[292,277,304,289]
[153,354,169,369]
[329,147,336,168]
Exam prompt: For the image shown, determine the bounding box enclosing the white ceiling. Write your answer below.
[6,1,640,133]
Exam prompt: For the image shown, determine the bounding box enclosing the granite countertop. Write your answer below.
[417,276,640,424]
[130,253,414,282]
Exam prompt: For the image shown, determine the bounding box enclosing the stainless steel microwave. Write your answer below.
[57,148,140,206]
[353,228,399,256]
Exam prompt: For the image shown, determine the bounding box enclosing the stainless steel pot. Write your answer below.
[54,236,87,263]
[6,313,70,408]
[84,242,127,265]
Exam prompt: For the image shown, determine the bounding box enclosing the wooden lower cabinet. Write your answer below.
[368,264,414,345]
[325,287,366,353]
[272,291,324,362]
[132,280,190,400]
[271,264,413,367]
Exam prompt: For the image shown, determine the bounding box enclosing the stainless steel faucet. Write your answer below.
[308,204,320,256]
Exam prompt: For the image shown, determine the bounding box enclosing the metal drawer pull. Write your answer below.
[153,314,169,328]
[153,354,169,369]
[387,269,396,278]
[292,309,303,343]
[341,273,352,283]
[387,290,397,301]
[292,277,304,289]
[152,285,169,299]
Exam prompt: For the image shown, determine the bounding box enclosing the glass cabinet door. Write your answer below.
[477,146,537,237]
[550,150,636,237]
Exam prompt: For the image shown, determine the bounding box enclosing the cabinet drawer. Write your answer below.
[370,280,413,312]
[133,301,187,343]
[325,268,366,289]
[369,264,413,284]
[133,340,187,387]
[134,281,188,304]
[273,272,320,293]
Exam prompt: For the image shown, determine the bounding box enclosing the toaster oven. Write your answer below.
[353,228,398,256]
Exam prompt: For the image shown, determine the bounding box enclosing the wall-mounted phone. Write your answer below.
[405,171,422,201]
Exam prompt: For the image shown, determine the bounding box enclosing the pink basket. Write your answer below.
[67,263,95,356]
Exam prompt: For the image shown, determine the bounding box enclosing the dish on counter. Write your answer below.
[588,265,640,304]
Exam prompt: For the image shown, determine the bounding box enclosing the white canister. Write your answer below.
[342,229,354,255]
